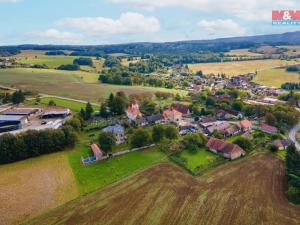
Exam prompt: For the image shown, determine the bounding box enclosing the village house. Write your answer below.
[126,100,142,121]
[238,119,252,132]
[260,123,278,134]
[200,121,230,135]
[102,124,126,144]
[222,125,241,137]
[272,139,293,150]
[171,103,191,117]
[90,144,104,160]
[206,137,246,160]
[163,108,182,123]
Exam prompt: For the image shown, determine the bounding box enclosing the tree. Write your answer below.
[130,128,152,148]
[265,113,276,126]
[164,125,178,140]
[140,99,157,116]
[98,132,116,153]
[231,101,243,111]
[85,102,94,120]
[11,90,25,104]
[196,70,203,77]
[100,103,109,118]
[233,137,253,153]
[152,125,165,142]
[79,108,86,119]
[205,96,215,107]
[48,100,56,106]
[57,64,80,71]
[182,133,207,154]
[62,126,77,147]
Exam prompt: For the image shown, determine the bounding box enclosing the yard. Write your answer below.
[253,68,300,88]
[188,59,299,77]
[179,148,223,173]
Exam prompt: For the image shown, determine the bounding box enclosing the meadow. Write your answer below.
[253,68,300,87]
[188,59,299,77]
[26,153,300,225]
[38,97,99,112]
[0,68,182,102]
[0,152,78,225]
[226,48,263,57]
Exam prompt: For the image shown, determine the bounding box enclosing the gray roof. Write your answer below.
[0,115,26,121]
[102,125,124,134]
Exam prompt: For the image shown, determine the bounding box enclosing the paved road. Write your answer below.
[289,121,300,152]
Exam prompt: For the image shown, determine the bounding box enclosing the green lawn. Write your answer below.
[68,134,167,195]
[18,55,79,69]
[39,97,98,112]
[277,150,287,160]
[253,68,300,88]
[179,149,223,172]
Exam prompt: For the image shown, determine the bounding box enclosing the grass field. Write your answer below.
[226,48,263,57]
[179,149,222,172]
[0,152,78,225]
[253,68,300,87]
[68,134,167,195]
[0,68,183,102]
[38,97,98,112]
[188,59,299,77]
[26,153,300,225]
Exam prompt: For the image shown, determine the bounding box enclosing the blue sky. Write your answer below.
[1,0,300,45]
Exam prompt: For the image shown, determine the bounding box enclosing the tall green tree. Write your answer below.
[98,132,116,153]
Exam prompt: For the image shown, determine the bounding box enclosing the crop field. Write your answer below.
[0,152,78,225]
[226,48,263,57]
[253,68,300,87]
[27,153,300,225]
[188,59,299,77]
[279,45,300,56]
[0,68,181,102]
[38,97,98,112]
[18,55,79,68]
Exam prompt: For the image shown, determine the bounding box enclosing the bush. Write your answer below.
[130,128,152,148]
[233,137,253,153]
[98,132,116,153]
[57,64,80,71]
[164,125,178,140]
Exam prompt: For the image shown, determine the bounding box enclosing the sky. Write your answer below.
[1,0,300,45]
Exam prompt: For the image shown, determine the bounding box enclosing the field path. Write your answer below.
[27,153,300,225]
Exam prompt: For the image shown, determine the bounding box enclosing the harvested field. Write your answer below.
[0,68,182,102]
[188,59,299,77]
[0,152,78,225]
[226,48,263,57]
[27,153,300,225]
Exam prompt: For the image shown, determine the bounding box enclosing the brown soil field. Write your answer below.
[0,152,78,225]
[26,153,300,225]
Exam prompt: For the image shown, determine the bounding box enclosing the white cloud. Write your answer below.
[198,19,246,37]
[0,0,20,2]
[108,0,300,21]
[27,29,82,44]
[56,12,160,36]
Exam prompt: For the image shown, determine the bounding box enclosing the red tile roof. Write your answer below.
[206,137,245,156]
[239,119,252,129]
[163,108,182,119]
[90,144,103,159]
[260,123,277,134]
[171,103,190,115]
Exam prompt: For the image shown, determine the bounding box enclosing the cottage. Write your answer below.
[238,119,252,132]
[260,123,277,134]
[171,103,190,116]
[163,108,182,123]
[90,144,104,160]
[126,100,142,121]
[206,137,246,160]
[102,124,126,144]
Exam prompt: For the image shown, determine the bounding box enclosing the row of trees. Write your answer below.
[281,83,300,90]
[285,145,300,204]
[0,90,25,104]
[98,125,179,153]
[0,117,83,164]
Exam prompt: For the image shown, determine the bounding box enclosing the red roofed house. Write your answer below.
[90,144,104,160]
[171,103,191,116]
[238,119,252,132]
[163,108,182,123]
[206,137,246,160]
[126,100,142,121]
[260,123,278,134]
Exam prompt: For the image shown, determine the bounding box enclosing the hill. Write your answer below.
[26,153,300,225]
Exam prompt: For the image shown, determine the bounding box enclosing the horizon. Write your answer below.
[1,0,300,45]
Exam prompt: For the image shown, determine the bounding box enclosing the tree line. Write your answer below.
[0,117,83,164]
[286,145,300,204]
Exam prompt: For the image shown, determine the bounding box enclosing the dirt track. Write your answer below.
[27,153,300,225]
